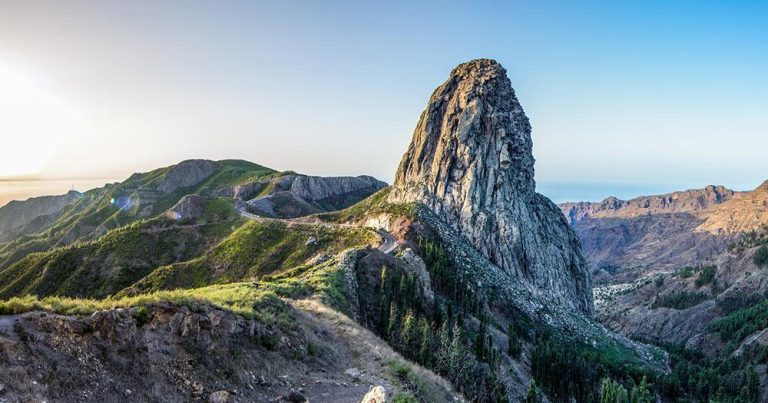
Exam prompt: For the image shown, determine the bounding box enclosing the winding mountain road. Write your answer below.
[376,230,398,254]
[237,207,398,254]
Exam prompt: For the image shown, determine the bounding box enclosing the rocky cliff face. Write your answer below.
[389,59,593,315]
[285,175,386,206]
[559,183,768,274]
[245,175,387,219]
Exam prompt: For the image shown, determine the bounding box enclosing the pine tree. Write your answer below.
[526,379,541,403]
[448,323,468,385]
[386,303,399,341]
[475,314,486,360]
[435,322,451,373]
[417,318,432,365]
[630,375,652,403]
[601,378,629,403]
[747,365,759,402]
[507,324,521,358]
[400,310,416,354]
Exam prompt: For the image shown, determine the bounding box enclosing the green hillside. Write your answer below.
[0,160,280,271]
[0,198,243,299]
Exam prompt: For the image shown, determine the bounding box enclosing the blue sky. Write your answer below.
[0,0,766,203]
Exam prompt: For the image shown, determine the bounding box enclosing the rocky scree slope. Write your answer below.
[389,58,592,315]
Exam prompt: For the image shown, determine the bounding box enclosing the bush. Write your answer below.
[695,266,717,287]
[133,306,150,326]
[679,267,694,278]
[754,245,768,267]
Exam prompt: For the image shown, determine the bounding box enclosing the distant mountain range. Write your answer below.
[560,182,768,278]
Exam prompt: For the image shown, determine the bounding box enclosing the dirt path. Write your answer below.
[293,299,460,402]
[237,208,400,254]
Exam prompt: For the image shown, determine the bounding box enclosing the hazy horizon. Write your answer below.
[1,1,766,205]
[1,164,764,208]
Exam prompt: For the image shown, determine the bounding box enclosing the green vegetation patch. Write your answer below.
[386,359,447,403]
[753,245,768,268]
[0,217,242,300]
[652,291,709,310]
[0,282,287,323]
[709,299,768,343]
[318,187,417,223]
[695,265,717,287]
[656,343,760,402]
[531,332,656,403]
[130,221,375,294]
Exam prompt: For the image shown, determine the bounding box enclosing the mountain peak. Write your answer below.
[392,58,534,202]
[450,58,504,77]
[390,60,592,315]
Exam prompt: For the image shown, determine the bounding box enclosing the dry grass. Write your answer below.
[0,282,276,319]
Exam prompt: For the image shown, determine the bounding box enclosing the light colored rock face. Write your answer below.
[168,194,207,220]
[281,175,387,202]
[697,181,768,235]
[390,59,593,315]
[360,386,386,403]
[244,175,387,219]
[156,159,218,193]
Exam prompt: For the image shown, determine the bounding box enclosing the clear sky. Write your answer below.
[0,0,766,205]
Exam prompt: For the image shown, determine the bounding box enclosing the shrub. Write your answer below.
[754,245,768,267]
[679,267,694,278]
[133,306,150,326]
[695,266,717,287]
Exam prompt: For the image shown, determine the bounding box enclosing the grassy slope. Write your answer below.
[128,220,376,294]
[0,248,362,324]
[0,160,279,271]
[317,187,417,223]
[0,192,378,302]
[0,214,243,300]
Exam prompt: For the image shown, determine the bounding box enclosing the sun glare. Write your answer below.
[0,61,85,178]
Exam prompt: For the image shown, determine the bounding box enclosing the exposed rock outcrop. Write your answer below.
[697,181,768,235]
[156,159,218,193]
[167,194,207,220]
[389,59,592,314]
[246,175,387,219]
